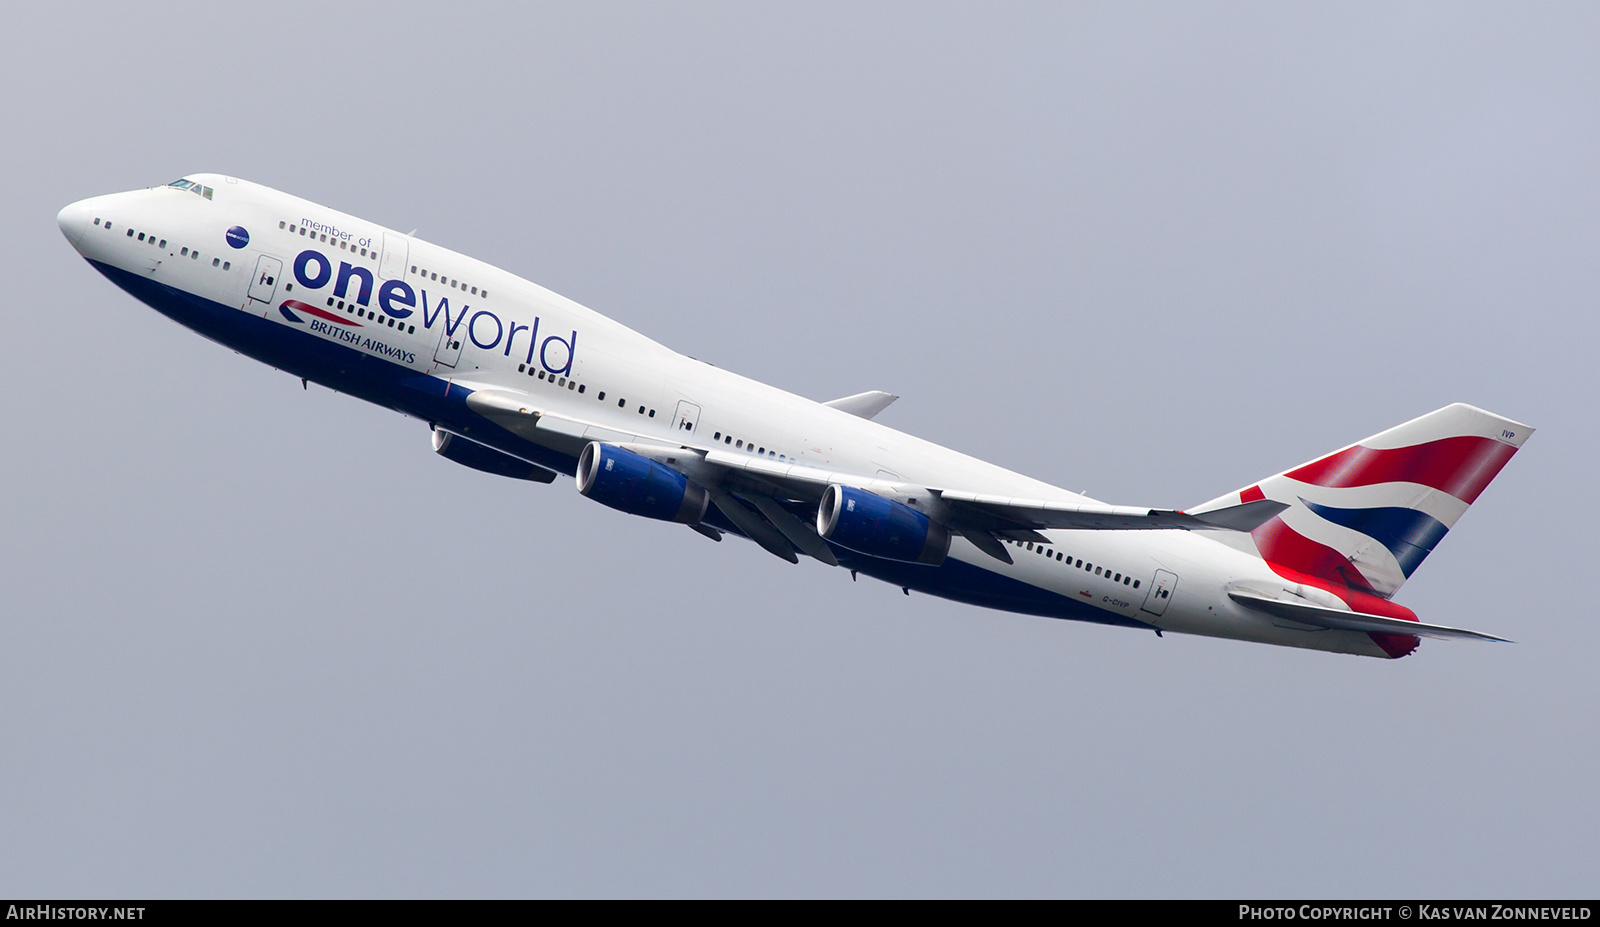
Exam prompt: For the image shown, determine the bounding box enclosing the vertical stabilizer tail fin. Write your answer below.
[1191,404,1532,598]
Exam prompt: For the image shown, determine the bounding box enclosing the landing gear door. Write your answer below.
[671,400,702,435]
[1141,569,1178,617]
[248,255,283,305]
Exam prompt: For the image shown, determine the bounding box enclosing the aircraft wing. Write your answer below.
[463,387,1285,564]
[694,449,1284,532]
[932,491,1286,533]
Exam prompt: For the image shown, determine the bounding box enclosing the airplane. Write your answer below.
[56,174,1534,660]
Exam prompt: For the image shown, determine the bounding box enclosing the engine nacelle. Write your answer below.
[577,442,709,524]
[816,484,950,565]
[432,429,556,482]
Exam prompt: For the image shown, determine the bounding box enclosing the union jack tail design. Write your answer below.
[1192,403,1533,599]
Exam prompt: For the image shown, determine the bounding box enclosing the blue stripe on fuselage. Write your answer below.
[837,551,1152,628]
[86,259,577,477]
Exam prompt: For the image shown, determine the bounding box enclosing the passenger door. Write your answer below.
[247,255,283,305]
[1140,569,1178,617]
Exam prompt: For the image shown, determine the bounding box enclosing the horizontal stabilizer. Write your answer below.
[823,391,898,420]
[1190,499,1289,532]
[1228,590,1510,642]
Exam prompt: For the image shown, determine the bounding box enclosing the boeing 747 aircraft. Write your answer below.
[57,174,1533,659]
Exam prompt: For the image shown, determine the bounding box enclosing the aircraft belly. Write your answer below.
[838,551,1154,630]
[90,260,581,478]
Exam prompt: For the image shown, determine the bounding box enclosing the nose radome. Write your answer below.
[57,199,91,248]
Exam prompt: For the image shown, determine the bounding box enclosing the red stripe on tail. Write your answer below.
[1285,435,1516,504]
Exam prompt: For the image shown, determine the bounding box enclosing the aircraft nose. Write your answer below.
[57,199,92,249]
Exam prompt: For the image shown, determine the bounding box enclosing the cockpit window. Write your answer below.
[166,178,213,200]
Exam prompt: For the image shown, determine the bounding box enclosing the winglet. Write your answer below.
[823,391,898,420]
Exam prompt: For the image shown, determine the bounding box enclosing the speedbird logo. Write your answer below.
[278,299,360,327]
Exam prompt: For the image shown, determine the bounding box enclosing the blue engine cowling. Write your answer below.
[816,484,950,565]
[577,442,709,524]
[433,429,557,482]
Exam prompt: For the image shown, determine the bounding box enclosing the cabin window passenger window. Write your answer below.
[181,247,188,256]
[213,258,220,266]
[618,399,626,407]
[597,391,605,401]
[158,239,166,248]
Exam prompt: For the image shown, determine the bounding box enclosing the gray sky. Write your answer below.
[2,1,1595,897]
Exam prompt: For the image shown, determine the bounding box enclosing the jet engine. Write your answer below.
[577,442,709,524]
[432,429,557,482]
[816,484,950,565]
